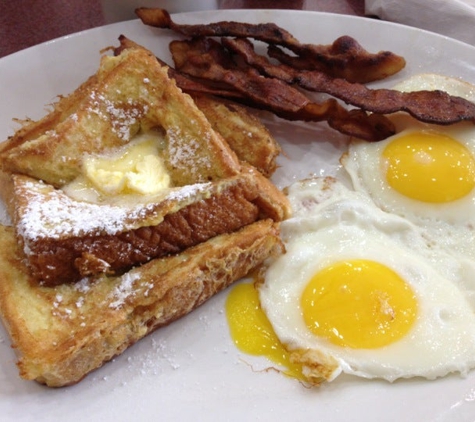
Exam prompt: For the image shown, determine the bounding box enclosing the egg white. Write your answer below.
[395,73,475,100]
[342,74,475,260]
[342,119,475,224]
[259,177,475,382]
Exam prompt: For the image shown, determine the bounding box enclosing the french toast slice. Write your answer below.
[0,41,290,386]
[0,46,242,187]
[191,94,281,178]
[0,43,290,286]
[0,220,283,387]
[11,166,288,286]
[112,35,281,178]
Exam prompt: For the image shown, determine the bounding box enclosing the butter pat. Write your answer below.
[83,134,171,196]
[126,154,170,195]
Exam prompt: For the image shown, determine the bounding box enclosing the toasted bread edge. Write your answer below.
[0,219,283,387]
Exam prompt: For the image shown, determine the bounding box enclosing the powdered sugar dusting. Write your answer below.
[74,277,92,293]
[87,91,148,142]
[18,180,144,239]
[108,271,141,309]
[17,178,213,241]
[166,182,211,202]
[167,126,212,175]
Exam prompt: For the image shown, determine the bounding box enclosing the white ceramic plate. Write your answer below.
[1,10,475,422]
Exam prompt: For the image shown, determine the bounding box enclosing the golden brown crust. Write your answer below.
[0,41,290,387]
[191,94,281,177]
[15,174,261,284]
[241,164,290,222]
[0,74,99,157]
[0,47,242,187]
[0,220,283,387]
[0,43,289,286]
[11,169,290,286]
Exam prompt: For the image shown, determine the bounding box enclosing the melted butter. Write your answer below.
[63,131,171,202]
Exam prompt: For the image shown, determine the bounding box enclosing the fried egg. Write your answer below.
[342,74,475,260]
[253,177,475,383]
[226,74,475,385]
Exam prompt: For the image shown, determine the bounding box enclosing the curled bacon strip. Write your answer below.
[169,37,395,141]
[133,9,475,139]
[267,37,406,84]
[118,35,393,140]
[135,7,406,83]
[136,8,299,43]
[223,37,475,125]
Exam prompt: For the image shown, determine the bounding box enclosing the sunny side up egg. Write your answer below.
[227,177,475,384]
[225,73,475,385]
[342,74,475,262]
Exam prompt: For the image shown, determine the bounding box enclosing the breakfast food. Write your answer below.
[0,219,282,387]
[256,176,475,383]
[135,7,406,84]
[131,10,475,386]
[220,36,475,126]
[135,8,398,141]
[226,73,475,386]
[342,74,475,261]
[168,36,396,141]
[11,167,287,286]
[0,45,289,287]
[0,41,289,386]
[3,6,475,395]
[112,35,281,177]
[189,94,281,178]
[0,46,241,188]
[136,8,475,142]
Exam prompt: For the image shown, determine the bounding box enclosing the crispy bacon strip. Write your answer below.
[169,38,395,140]
[136,8,300,43]
[114,35,394,140]
[169,38,308,114]
[265,37,406,84]
[223,37,475,125]
[135,7,405,83]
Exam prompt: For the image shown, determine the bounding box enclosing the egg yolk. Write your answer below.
[225,282,305,381]
[301,259,417,349]
[382,131,475,203]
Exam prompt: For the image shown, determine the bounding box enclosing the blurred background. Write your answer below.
[0,0,364,58]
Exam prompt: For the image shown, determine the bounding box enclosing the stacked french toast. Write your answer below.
[0,43,289,386]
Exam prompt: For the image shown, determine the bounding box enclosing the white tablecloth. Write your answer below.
[365,0,475,45]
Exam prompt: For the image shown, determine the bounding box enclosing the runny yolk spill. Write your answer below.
[301,259,418,349]
[382,130,475,203]
[225,282,305,381]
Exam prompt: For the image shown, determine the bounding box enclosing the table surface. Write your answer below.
[0,0,365,58]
